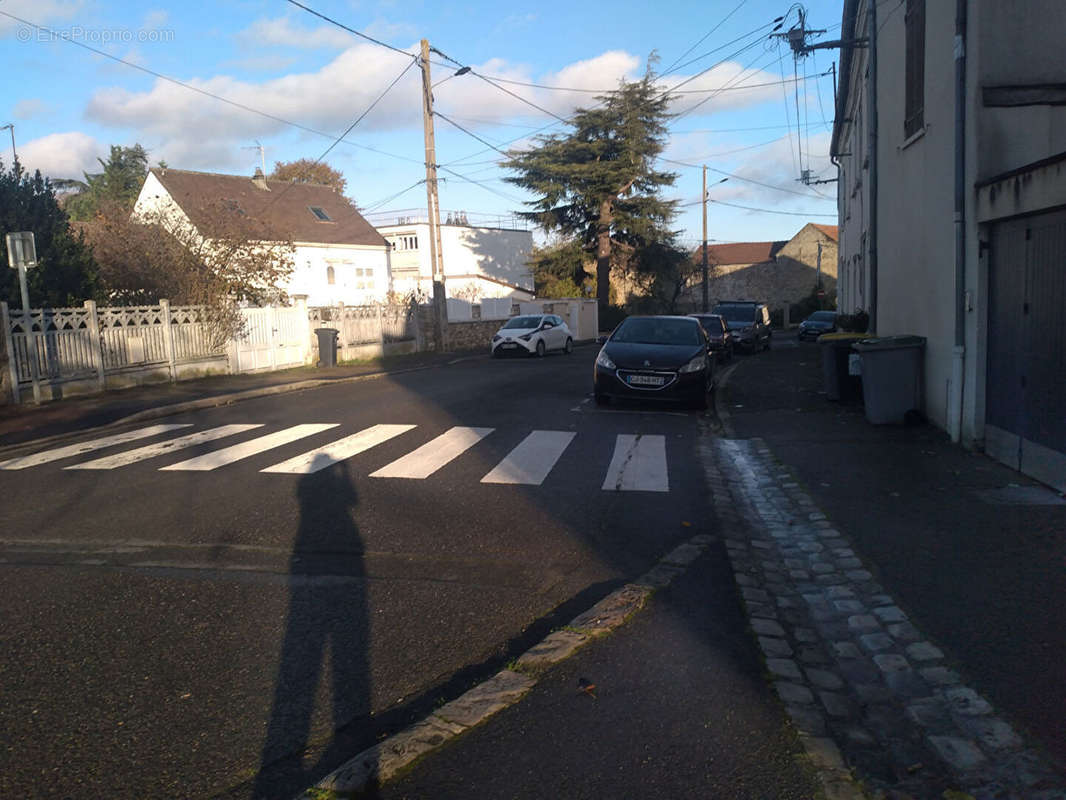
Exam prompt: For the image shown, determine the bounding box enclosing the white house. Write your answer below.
[371,211,535,306]
[133,167,391,306]
[833,0,1066,490]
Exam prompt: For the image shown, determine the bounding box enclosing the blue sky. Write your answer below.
[1,0,846,245]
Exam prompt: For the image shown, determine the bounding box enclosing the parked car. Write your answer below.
[688,313,734,362]
[712,300,772,352]
[797,310,839,341]
[593,315,715,408]
[491,314,574,357]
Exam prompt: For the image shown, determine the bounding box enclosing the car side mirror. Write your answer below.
[596,335,608,345]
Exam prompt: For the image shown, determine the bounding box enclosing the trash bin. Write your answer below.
[819,333,871,402]
[851,335,926,424]
[314,327,339,367]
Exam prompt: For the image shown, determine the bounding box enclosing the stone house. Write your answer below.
[832,0,1066,490]
[689,223,839,314]
[133,167,390,307]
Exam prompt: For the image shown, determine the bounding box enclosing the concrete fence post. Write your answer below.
[83,299,106,391]
[160,299,177,381]
[1,301,19,404]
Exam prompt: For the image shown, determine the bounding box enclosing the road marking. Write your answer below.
[602,434,669,492]
[0,424,194,470]
[65,425,262,470]
[370,426,493,479]
[481,430,576,486]
[160,424,340,471]
[261,424,417,474]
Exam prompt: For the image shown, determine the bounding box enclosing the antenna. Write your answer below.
[241,140,266,174]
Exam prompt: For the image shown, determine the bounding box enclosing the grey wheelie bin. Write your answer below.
[851,335,926,424]
[314,327,339,367]
[819,333,870,401]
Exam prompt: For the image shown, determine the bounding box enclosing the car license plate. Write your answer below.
[627,374,665,386]
[501,342,518,348]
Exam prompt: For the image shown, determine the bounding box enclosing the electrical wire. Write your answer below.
[362,179,428,212]
[777,42,799,176]
[658,156,834,200]
[284,0,414,57]
[681,196,836,217]
[434,112,510,156]
[662,1,748,76]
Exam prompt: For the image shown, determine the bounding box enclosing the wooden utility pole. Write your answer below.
[419,39,447,350]
[701,165,709,312]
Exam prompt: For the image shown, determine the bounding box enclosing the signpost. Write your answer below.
[6,231,41,403]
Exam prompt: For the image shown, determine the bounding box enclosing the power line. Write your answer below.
[284,0,414,57]
[662,0,749,76]
[658,156,834,200]
[680,196,835,217]
[434,112,509,156]
[362,179,427,212]
[0,10,423,168]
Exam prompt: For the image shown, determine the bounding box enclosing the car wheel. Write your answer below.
[692,389,708,410]
[535,339,546,357]
[564,337,573,354]
[491,348,500,358]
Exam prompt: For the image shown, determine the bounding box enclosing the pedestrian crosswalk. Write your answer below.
[0,423,673,492]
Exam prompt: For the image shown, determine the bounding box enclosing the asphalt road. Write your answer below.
[0,348,730,799]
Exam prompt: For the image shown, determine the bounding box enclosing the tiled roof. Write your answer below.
[811,223,839,241]
[695,240,787,266]
[148,168,386,247]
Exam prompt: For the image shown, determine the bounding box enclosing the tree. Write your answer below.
[527,239,592,298]
[503,67,678,310]
[0,160,99,308]
[58,144,150,221]
[269,159,347,195]
[82,200,294,341]
[620,237,697,315]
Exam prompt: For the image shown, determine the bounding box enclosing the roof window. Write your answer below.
[309,206,332,221]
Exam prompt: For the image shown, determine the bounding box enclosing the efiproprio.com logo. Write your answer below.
[17,25,175,44]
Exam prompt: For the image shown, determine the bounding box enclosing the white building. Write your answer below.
[133,168,391,307]
[372,211,535,306]
[833,0,1066,490]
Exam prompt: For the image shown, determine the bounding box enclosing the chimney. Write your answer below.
[252,167,270,191]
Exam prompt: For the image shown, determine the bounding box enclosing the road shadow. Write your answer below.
[253,455,375,799]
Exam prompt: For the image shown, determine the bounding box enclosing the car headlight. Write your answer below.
[595,350,616,369]
[679,354,707,373]
[492,334,501,342]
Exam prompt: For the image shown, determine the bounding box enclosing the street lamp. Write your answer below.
[701,174,728,312]
[5,230,41,403]
[0,124,16,168]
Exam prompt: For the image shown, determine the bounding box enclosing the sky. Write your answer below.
[1,0,847,247]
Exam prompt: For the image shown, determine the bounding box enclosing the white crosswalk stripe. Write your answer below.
[370,426,494,480]
[261,424,417,475]
[160,424,340,471]
[481,430,576,486]
[64,425,263,470]
[602,434,669,492]
[0,424,194,470]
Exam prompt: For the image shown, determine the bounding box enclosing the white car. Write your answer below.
[491,314,574,357]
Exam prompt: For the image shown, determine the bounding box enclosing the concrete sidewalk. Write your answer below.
[0,349,488,449]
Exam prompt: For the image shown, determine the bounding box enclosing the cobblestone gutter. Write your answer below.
[704,436,1065,800]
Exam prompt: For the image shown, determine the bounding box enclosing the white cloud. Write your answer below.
[13,98,53,119]
[18,132,104,179]
[142,9,169,29]
[236,16,362,50]
[0,0,82,35]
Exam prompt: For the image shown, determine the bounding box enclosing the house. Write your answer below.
[689,223,839,314]
[132,167,390,306]
[370,211,535,310]
[832,0,1066,491]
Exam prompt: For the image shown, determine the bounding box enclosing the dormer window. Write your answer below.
[309,206,332,222]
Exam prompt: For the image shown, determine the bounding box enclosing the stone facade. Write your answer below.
[686,224,838,314]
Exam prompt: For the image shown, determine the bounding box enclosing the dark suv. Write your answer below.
[711,301,772,352]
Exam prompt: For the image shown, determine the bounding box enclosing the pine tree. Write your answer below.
[503,68,678,310]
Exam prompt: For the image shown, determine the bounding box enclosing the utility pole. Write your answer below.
[701,166,708,312]
[419,39,447,351]
[0,124,16,169]
[816,240,823,309]
[242,141,266,176]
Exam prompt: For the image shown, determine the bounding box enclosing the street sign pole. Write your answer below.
[6,231,41,403]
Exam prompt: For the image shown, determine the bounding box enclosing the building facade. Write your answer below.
[833,0,1066,490]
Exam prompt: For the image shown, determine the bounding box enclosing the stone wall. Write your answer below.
[445,319,499,352]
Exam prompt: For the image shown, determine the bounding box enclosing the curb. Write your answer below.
[296,535,718,798]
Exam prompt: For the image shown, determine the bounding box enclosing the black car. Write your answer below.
[797,310,838,341]
[688,313,734,362]
[593,316,715,408]
[712,301,772,352]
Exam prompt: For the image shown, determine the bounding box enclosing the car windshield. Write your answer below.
[502,315,542,330]
[714,304,757,322]
[810,311,836,322]
[690,315,723,333]
[612,318,701,346]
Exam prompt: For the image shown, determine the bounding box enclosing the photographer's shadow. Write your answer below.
[254,456,371,798]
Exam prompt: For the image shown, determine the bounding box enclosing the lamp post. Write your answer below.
[6,231,41,403]
[0,124,16,168]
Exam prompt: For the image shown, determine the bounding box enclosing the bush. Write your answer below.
[837,309,870,333]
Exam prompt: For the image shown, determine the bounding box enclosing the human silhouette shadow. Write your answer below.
[253,455,372,799]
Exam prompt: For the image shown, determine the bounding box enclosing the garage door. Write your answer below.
[986,208,1066,492]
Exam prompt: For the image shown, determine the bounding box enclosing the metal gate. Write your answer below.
[234,306,308,373]
[985,209,1066,491]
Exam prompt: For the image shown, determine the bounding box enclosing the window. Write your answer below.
[904,0,925,138]
[326,265,335,285]
[390,234,418,251]
[309,206,332,221]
